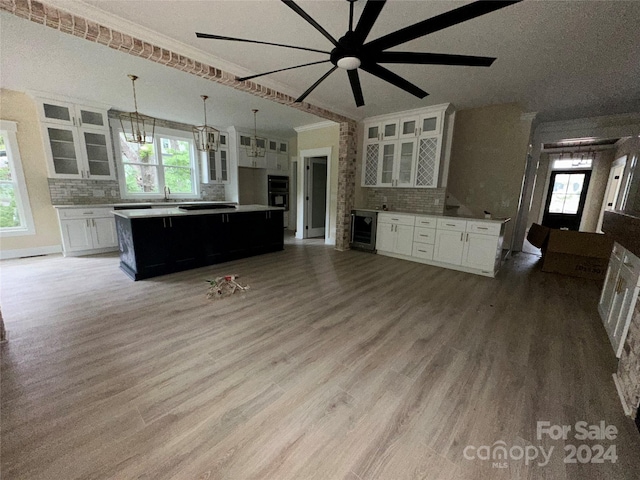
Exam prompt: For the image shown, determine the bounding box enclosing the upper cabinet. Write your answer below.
[235,127,289,173]
[205,133,233,185]
[361,104,453,188]
[36,97,115,180]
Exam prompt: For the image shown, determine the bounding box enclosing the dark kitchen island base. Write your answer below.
[114,207,284,281]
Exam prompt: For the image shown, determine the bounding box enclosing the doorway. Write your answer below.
[305,156,328,238]
[597,155,627,232]
[542,169,592,230]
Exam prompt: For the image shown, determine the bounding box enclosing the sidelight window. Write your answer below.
[0,121,35,236]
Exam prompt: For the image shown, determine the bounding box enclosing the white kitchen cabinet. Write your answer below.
[205,134,231,185]
[376,213,414,256]
[462,232,501,271]
[598,243,640,357]
[434,229,465,265]
[375,212,508,277]
[266,139,289,173]
[237,133,266,168]
[361,104,451,188]
[38,97,114,180]
[56,207,118,256]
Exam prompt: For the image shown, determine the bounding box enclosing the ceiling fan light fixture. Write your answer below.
[337,56,361,70]
[193,95,220,152]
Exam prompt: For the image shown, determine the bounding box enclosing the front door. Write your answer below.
[542,169,591,230]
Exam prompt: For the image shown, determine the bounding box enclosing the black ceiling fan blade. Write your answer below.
[281,0,339,47]
[365,0,522,52]
[347,69,365,107]
[295,66,338,103]
[195,32,329,54]
[360,63,428,99]
[377,51,496,67]
[353,0,386,44]
[237,60,331,82]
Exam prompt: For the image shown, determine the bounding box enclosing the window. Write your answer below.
[0,121,35,236]
[552,155,593,170]
[113,122,199,198]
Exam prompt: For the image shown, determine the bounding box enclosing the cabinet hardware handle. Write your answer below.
[80,171,84,178]
[418,249,426,253]
[83,212,94,215]
[477,227,488,230]
[350,214,355,243]
[169,217,173,228]
[391,218,399,221]
[446,223,455,227]
[163,218,166,228]
[86,171,90,178]
[72,117,76,126]
[460,232,463,241]
[92,219,96,227]
[86,219,90,227]
[466,233,469,242]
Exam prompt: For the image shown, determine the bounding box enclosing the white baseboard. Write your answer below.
[0,245,62,260]
[612,373,633,416]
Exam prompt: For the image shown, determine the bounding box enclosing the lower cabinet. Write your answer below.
[376,212,507,277]
[376,214,414,256]
[57,207,118,256]
[598,243,640,357]
[116,209,284,280]
[433,229,465,265]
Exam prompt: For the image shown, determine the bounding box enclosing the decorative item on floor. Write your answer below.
[119,74,156,145]
[193,95,219,152]
[206,275,249,299]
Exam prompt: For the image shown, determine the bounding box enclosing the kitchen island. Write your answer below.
[113,204,284,280]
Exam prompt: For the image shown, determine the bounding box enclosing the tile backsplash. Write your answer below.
[362,187,446,214]
[48,179,225,205]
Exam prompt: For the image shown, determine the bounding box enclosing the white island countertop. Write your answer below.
[355,209,511,223]
[112,204,284,219]
[54,201,237,209]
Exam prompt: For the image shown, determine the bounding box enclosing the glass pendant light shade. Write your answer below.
[193,95,220,152]
[247,109,266,158]
[118,75,156,145]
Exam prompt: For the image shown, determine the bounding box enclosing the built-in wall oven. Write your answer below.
[268,175,289,211]
[350,210,378,252]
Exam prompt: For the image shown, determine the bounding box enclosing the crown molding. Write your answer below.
[294,121,339,133]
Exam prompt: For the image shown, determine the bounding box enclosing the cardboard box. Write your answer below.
[527,223,550,250]
[541,229,613,280]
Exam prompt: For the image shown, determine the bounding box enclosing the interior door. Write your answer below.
[305,157,327,238]
[542,169,591,230]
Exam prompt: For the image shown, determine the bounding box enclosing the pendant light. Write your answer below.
[247,109,266,158]
[119,74,156,145]
[193,95,220,152]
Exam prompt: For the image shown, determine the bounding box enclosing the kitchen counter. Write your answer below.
[113,204,283,219]
[355,208,511,223]
[54,201,237,209]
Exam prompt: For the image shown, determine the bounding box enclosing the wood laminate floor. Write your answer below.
[1,237,639,479]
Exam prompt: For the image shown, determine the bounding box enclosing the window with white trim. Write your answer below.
[0,121,35,236]
[112,122,200,199]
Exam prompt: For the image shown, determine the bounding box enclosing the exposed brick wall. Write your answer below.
[336,121,358,250]
[1,0,357,250]
[618,300,640,419]
[362,187,446,215]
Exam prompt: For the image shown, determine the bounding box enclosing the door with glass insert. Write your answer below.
[542,169,591,230]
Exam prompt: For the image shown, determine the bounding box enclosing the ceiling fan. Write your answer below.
[196,0,522,107]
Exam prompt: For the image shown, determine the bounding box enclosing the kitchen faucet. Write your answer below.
[164,185,171,200]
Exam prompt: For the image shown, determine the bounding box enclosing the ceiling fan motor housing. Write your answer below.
[331,32,364,70]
